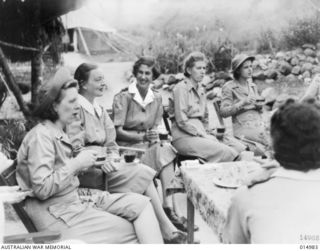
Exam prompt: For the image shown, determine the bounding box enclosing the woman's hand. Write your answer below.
[244,159,280,187]
[101,161,118,174]
[0,188,32,204]
[241,96,256,106]
[74,150,99,171]
[145,129,159,142]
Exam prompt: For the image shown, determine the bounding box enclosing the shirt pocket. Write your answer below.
[48,202,87,227]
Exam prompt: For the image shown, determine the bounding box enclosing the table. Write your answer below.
[181,162,255,243]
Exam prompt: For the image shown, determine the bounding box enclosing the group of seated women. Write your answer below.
[13,51,274,244]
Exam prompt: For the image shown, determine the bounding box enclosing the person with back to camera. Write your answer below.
[224,98,320,243]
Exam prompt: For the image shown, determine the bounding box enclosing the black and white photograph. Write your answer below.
[0,0,320,248]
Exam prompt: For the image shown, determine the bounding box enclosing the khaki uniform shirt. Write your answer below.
[16,121,80,200]
[168,79,209,140]
[67,95,118,155]
[220,80,261,119]
[112,85,163,132]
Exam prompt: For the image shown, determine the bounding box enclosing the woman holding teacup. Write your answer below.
[112,57,194,233]
[220,54,269,147]
[67,63,187,243]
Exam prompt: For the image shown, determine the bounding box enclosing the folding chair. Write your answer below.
[162,107,205,166]
[0,160,61,244]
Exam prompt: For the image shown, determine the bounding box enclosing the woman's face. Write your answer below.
[239,60,253,79]
[83,68,106,97]
[188,61,206,83]
[54,87,79,125]
[136,64,153,89]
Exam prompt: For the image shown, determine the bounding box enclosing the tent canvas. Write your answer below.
[61,6,124,55]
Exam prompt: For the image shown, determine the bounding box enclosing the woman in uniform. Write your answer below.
[169,51,240,162]
[16,68,163,243]
[68,63,187,243]
[220,54,269,147]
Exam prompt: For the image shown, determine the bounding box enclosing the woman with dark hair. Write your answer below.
[220,54,269,147]
[224,99,320,243]
[112,57,194,233]
[16,68,163,243]
[68,62,187,243]
[169,51,240,162]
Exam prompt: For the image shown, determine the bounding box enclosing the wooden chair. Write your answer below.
[162,108,205,166]
[0,160,61,244]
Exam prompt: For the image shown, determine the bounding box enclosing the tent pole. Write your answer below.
[77,28,91,56]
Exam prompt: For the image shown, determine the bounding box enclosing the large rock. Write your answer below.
[252,60,260,69]
[291,66,301,75]
[304,48,317,57]
[301,62,313,73]
[306,56,317,64]
[290,57,299,66]
[292,48,303,57]
[285,74,299,83]
[264,69,278,79]
[215,71,232,81]
[302,43,316,50]
[297,54,307,61]
[275,51,286,60]
[269,60,279,69]
[284,51,293,62]
[252,70,267,81]
[258,59,268,70]
[279,61,292,76]
[302,71,311,79]
[312,66,320,75]
[265,79,275,85]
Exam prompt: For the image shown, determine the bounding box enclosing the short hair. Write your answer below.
[132,56,160,80]
[183,51,208,78]
[271,98,320,171]
[74,63,98,92]
[35,81,78,121]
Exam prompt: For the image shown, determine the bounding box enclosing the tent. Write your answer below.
[61,6,135,57]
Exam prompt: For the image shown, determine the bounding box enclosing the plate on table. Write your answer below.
[212,177,243,189]
[212,162,248,189]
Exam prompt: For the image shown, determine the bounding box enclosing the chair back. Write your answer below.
[0,160,38,233]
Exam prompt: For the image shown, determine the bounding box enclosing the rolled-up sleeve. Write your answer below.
[112,93,128,127]
[104,111,120,155]
[220,85,243,118]
[26,130,79,200]
[67,113,85,154]
[173,85,199,136]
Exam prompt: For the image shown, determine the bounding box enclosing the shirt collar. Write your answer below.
[78,94,102,117]
[128,81,155,108]
[42,120,71,145]
[271,167,320,181]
